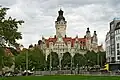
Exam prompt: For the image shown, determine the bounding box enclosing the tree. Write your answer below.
[15,47,46,71]
[73,53,86,67]
[61,52,71,69]
[47,52,59,70]
[0,7,24,47]
[28,47,46,70]
[3,55,14,68]
[8,47,20,56]
[97,51,106,67]
[0,47,5,70]
[15,50,26,70]
[84,50,97,66]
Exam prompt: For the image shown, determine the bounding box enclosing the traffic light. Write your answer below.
[104,63,109,71]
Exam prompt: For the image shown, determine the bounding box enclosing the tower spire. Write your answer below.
[57,8,65,21]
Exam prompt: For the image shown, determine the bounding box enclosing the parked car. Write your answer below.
[22,70,33,76]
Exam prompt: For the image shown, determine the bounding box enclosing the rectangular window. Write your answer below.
[117,43,119,49]
[117,50,120,55]
[111,57,115,62]
[118,57,120,60]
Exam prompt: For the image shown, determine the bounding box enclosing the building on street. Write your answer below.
[36,9,104,60]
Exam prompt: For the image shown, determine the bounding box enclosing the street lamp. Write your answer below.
[97,53,100,67]
[70,56,73,74]
[26,50,28,76]
[49,49,52,74]
[77,64,79,74]
[59,53,62,71]
[1,56,3,76]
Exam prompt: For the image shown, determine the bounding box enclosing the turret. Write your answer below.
[85,27,91,50]
[55,9,67,38]
[92,31,98,44]
[86,27,91,39]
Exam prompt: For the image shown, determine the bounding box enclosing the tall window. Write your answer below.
[118,57,120,60]
[117,50,120,55]
[117,43,119,49]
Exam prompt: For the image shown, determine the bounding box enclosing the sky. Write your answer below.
[1,0,120,48]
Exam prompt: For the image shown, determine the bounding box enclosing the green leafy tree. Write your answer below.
[8,47,19,56]
[47,52,59,70]
[15,49,26,70]
[0,7,24,47]
[84,50,97,66]
[73,53,86,67]
[3,56,14,67]
[61,52,71,69]
[97,51,106,67]
[0,47,5,70]
[15,48,46,71]
[28,47,46,70]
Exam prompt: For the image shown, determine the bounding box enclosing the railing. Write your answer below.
[33,70,120,76]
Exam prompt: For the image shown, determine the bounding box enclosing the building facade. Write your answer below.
[105,18,120,63]
[38,9,104,60]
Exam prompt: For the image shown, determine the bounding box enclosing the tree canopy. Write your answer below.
[73,53,86,67]
[0,7,24,47]
[84,51,97,66]
[15,47,46,71]
[61,52,71,69]
[47,52,59,70]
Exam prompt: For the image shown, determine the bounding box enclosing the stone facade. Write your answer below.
[38,9,104,60]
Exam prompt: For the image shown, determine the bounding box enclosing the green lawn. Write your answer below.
[1,75,120,80]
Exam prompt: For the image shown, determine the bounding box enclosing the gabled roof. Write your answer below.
[45,37,86,48]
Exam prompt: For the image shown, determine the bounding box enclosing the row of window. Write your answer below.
[115,29,120,35]
[54,49,66,52]
[107,57,120,62]
[106,47,111,55]
[116,36,120,41]
[56,22,65,24]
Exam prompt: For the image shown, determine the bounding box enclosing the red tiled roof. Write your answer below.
[45,37,87,48]
[45,38,57,47]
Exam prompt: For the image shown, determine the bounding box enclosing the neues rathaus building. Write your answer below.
[37,9,104,60]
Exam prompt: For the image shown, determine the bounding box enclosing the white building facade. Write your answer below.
[105,32,111,62]
[38,9,104,60]
[115,22,120,62]
[105,18,120,63]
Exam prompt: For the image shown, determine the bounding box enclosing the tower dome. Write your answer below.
[57,9,65,21]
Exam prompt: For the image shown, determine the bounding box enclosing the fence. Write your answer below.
[33,70,120,76]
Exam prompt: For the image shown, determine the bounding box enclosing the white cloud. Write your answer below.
[1,0,120,48]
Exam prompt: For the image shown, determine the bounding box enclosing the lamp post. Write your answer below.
[70,56,73,74]
[97,53,99,66]
[1,56,3,76]
[49,49,52,74]
[26,50,28,76]
[59,53,62,71]
[77,64,79,74]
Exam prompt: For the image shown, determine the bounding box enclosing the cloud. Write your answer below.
[1,0,120,48]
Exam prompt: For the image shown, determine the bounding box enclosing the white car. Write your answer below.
[22,70,33,76]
